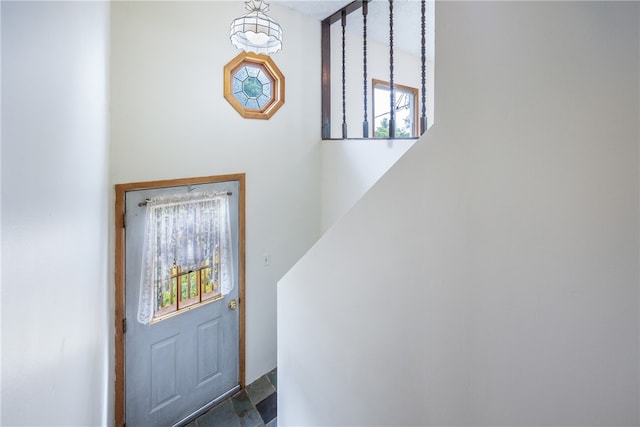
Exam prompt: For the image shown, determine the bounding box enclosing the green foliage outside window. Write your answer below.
[374,117,411,138]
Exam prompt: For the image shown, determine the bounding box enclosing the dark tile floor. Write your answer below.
[187,369,277,427]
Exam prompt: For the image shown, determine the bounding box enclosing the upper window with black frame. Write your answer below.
[372,79,419,138]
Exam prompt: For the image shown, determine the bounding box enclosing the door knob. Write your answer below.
[228,299,237,310]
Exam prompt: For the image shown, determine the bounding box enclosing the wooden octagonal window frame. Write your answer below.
[224,52,285,120]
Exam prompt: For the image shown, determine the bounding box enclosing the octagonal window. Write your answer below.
[224,52,284,120]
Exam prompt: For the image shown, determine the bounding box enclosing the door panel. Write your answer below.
[150,336,179,412]
[197,319,222,386]
[124,180,240,427]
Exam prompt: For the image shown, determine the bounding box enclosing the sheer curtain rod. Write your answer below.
[138,191,232,207]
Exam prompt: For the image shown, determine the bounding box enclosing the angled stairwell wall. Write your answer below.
[278,2,639,425]
[321,138,416,232]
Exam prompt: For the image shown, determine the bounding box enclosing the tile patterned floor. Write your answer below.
[187,369,277,427]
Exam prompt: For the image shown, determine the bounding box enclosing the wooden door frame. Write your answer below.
[114,174,246,427]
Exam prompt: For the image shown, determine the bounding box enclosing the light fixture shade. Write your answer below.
[230,0,282,55]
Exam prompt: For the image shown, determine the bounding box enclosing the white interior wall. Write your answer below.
[1,2,110,425]
[320,138,415,232]
[279,2,639,425]
[109,1,322,387]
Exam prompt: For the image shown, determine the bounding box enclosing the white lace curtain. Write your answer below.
[138,192,234,324]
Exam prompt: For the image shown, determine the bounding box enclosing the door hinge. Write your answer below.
[122,213,126,229]
[122,318,127,334]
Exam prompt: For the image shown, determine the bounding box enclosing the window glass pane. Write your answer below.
[202,268,212,294]
[189,272,198,298]
[181,274,189,301]
[373,80,418,138]
[245,98,260,110]
[162,286,171,308]
[171,278,178,305]
[374,86,390,137]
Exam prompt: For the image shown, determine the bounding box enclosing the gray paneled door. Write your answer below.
[124,180,240,427]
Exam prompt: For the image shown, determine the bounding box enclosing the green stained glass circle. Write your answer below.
[243,77,262,98]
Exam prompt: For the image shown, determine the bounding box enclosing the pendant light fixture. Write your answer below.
[230,0,283,55]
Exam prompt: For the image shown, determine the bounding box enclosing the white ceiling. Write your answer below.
[271,0,434,59]
[272,0,352,21]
